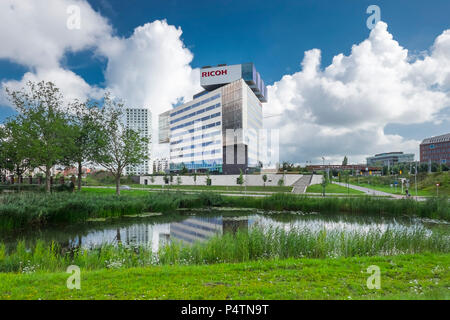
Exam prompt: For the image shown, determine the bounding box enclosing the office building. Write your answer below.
[420,133,450,164]
[159,63,267,174]
[366,152,414,167]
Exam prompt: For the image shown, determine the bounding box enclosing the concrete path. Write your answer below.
[333,182,401,198]
[292,175,313,194]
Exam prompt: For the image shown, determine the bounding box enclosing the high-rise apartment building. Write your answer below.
[159,63,267,174]
[125,108,152,175]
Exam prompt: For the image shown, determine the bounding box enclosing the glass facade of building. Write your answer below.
[159,63,266,174]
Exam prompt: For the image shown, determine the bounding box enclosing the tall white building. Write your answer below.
[159,63,267,174]
[125,108,153,175]
[152,158,169,173]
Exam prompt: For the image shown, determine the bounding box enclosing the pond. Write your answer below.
[0,209,448,252]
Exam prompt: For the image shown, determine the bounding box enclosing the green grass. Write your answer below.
[0,253,448,299]
[348,181,432,196]
[306,183,364,195]
[347,172,450,197]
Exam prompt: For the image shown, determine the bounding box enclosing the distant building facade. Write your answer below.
[420,133,450,164]
[124,108,152,175]
[152,158,169,173]
[366,152,414,167]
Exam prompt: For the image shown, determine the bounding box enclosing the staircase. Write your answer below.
[292,175,313,194]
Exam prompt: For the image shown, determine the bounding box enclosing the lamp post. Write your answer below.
[415,161,418,200]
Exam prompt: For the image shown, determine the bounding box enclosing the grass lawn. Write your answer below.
[0,253,448,300]
[306,183,365,195]
[347,181,433,197]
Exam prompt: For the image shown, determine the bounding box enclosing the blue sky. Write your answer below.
[61,0,450,85]
[0,0,449,163]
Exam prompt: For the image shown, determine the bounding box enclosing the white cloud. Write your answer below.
[0,1,200,157]
[1,67,104,106]
[1,2,449,164]
[265,22,450,164]
[100,20,202,157]
[0,0,112,69]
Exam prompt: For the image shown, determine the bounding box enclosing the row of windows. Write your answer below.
[170,94,221,117]
[173,148,221,159]
[170,121,222,139]
[170,130,221,146]
[170,103,221,125]
[170,112,221,131]
[170,160,223,171]
[170,140,221,153]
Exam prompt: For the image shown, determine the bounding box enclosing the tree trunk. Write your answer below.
[45,167,51,193]
[115,173,121,196]
[77,161,82,192]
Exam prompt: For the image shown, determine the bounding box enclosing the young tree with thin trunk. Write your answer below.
[6,81,71,193]
[63,99,103,192]
[262,174,267,187]
[92,94,149,195]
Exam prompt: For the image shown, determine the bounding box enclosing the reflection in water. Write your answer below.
[170,217,249,244]
[0,212,446,252]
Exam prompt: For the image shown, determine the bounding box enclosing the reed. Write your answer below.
[0,192,448,231]
[0,226,447,272]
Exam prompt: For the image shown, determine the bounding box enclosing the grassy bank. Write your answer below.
[0,253,448,299]
[306,183,364,194]
[347,172,450,197]
[0,192,449,230]
[1,225,448,272]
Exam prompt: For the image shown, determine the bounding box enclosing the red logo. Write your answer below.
[202,69,228,77]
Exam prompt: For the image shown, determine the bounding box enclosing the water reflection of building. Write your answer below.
[66,217,249,252]
[71,223,170,253]
[170,216,248,244]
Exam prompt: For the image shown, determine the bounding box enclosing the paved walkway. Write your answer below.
[292,175,313,194]
[333,182,404,198]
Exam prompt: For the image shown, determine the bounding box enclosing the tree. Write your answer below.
[0,127,14,182]
[150,175,155,184]
[262,174,267,187]
[237,169,244,186]
[63,99,104,191]
[6,81,72,193]
[342,156,348,166]
[91,93,149,195]
[193,172,197,186]
[321,170,329,196]
[206,170,211,186]
[180,164,188,175]
[2,119,31,184]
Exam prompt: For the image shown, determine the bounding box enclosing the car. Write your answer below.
[120,185,131,190]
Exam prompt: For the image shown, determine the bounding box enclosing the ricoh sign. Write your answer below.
[200,64,242,86]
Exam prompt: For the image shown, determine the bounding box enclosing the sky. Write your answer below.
[0,0,449,165]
